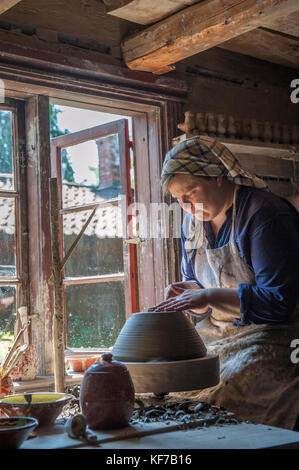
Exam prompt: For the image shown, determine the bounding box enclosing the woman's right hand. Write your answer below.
[164,281,201,299]
[163,281,211,315]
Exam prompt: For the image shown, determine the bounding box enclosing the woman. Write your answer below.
[153,135,299,430]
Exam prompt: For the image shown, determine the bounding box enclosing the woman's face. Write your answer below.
[167,174,228,221]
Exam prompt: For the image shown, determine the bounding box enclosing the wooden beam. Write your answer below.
[219,27,299,70]
[0,0,23,15]
[103,0,199,26]
[122,0,299,74]
[0,32,189,97]
[262,8,299,36]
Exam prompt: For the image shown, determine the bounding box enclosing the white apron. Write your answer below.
[181,185,299,430]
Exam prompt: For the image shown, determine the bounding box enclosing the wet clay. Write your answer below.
[112,311,207,362]
[112,311,219,394]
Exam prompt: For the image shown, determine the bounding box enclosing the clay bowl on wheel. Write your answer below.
[0,392,73,426]
[0,417,38,449]
[112,311,207,362]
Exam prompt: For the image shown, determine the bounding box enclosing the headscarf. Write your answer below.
[161,135,268,190]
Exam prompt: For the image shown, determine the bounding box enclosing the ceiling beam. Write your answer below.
[219,27,299,70]
[103,0,199,25]
[121,0,299,74]
[0,0,23,15]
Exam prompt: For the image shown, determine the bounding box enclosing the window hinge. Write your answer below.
[19,151,28,169]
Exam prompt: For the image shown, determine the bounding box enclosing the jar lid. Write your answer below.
[86,352,128,374]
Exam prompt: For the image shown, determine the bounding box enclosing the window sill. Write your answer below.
[13,373,84,393]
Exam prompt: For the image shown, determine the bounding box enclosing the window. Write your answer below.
[50,105,137,351]
[0,87,179,383]
[0,101,27,361]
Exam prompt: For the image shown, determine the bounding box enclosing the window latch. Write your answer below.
[123,237,146,245]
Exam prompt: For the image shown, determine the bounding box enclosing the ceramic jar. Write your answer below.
[9,345,38,381]
[0,376,14,398]
[0,376,14,417]
[80,352,135,430]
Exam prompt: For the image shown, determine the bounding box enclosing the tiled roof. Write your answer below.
[0,183,128,238]
[0,197,15,236]
[62,183,125,238]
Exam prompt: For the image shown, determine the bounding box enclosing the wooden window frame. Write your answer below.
[50,118,136,351]
[0,98,28,326]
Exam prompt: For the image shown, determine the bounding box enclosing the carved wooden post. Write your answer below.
[250,119,259,141]
[216,114,226,137]
[273,122,281,143]
[291,124,299,144]
[264,121,272,142]
[282,124,290,144]
[195,113,207,135]
[227,116,236,139]
[49,177,65,393]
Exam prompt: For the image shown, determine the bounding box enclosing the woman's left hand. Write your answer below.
[153,289,209,312]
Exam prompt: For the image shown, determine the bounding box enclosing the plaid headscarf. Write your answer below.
[161,135,268,190]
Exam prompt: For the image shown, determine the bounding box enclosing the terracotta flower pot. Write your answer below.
[66,355,102,373]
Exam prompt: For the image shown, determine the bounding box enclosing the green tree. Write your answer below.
[0,111,13,174]
[49,104,75,183]
[0,105,75,183]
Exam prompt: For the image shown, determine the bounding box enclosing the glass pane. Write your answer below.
[0,111,14,191]
[66,282,126,349]
[0,286,16,362]
[62,134,121,208]
[0,198,16,276]
[63,206,124,277]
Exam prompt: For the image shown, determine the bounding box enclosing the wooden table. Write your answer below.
[21,419,299,450]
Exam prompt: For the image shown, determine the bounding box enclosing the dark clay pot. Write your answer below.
[80,353,135,430]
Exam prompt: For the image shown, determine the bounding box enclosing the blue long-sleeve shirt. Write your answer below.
[180,185,299,326]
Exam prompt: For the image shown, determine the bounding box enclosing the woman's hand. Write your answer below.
[164,281,201,299]
[153,287,241,315]
[153,289,209,313]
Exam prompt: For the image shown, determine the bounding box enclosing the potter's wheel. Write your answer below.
[124,356,219,394]
[112,311,220,395]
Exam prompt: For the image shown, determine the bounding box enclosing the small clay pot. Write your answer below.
[80,353,135,430]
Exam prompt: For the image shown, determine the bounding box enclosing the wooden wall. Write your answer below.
[0,0,298,132]
[177,47,299,127]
